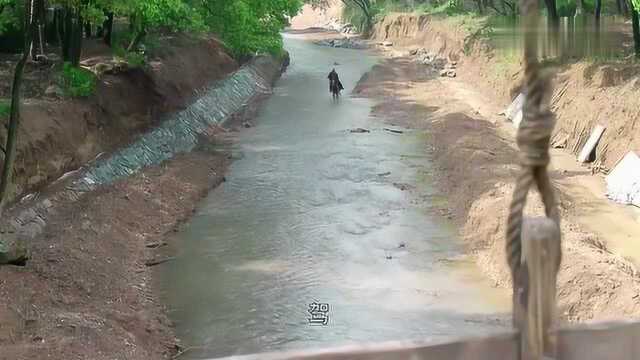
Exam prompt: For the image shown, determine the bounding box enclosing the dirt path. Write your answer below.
[441,73,640,265]
[353,53,640,322]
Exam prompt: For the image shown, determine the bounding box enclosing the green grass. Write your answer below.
[489,49,520,80]
[124,51,146,68]
[0,99,10,119]
[113,43,147,69]
[61,62,97,98]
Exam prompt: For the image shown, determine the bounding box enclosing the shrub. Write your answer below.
[114,42,147,68]
[61,62,97,98]
[0,99,10,119]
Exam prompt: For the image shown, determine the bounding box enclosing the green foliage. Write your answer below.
[0,0,20,35]
[61,62,96,97]
[121,0,207,34]
[0,99,9,119]
[201,0,303,57]
[124,50,146,67]
[556,0,596,16]
[49,0,112,24]
[342,2,369,32]
[422,2,470,16]
[113,39,147,68]
[342,1,379,32]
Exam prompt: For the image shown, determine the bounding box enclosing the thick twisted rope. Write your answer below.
[505,0,561,297]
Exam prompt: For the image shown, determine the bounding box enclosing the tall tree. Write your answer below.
[343,0,373,31]
[200,0,302,57]
[631,0,640,58]
[1,0,36,213]
[575,0,584,16]
[618,0,630,15]
[594,0,602,21]
[114,0,206,51]
[308,0,375,32]
[544,0,559,26]
[0,0,20,35]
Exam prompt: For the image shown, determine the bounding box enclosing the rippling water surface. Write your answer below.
[159,34,509,359]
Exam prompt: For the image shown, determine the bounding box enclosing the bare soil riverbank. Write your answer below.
[0,142,229,360]
[0,38,279,359]
[0,34,238,206]
[346,15,640,322]
[0,98,274,359]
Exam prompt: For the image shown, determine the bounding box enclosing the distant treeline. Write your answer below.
[0,0,303,61]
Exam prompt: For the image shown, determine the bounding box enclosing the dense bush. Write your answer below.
[0,99,9,118]
[61,62,96,97]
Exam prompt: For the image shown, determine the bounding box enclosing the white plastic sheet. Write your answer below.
[606,151,640,207]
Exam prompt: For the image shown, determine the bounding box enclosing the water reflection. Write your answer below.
[159,34,509,359]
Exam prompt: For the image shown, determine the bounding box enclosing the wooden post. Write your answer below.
[520,217,562,360]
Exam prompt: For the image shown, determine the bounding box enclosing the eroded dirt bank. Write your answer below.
[0,35,238,205]
[0,41,281,358]
[353,15,640,322]
[0,141,229,360]
[371,13,640,173]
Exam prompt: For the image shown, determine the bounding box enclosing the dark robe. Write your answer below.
[328,70,344,93]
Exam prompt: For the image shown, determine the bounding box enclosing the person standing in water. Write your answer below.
[328,68,344,99]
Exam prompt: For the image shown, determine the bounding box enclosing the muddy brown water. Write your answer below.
[158,34,509,359]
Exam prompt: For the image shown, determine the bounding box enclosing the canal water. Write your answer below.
[158,34,509,359]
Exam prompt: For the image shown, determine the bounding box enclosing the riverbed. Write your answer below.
[158,33,509,359]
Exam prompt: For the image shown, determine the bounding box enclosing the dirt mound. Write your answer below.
[371,14,469,61]
[0,35,238,206]
[549,62,640,173]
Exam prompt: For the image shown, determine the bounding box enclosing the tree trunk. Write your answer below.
[575,0,584,16]
[565,16,575,59]
[0,0,35,211]
[544,0,559,26]
[37,0,45,54]
[70,15,83,66]
[28,0,46,60]
[620,0,630,15]
[127,29,146,52]
[84,21,91,38]
[103,12,114,46]
[594,0,602,56]
[62,7,73,62]
[54,7,64,46]
[632,9,640,58]
[342,0,372,32]
[28,0,35,60]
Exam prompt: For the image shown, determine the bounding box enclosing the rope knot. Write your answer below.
[516,110,555,167]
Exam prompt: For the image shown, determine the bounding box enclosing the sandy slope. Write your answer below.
[348,32,640,322]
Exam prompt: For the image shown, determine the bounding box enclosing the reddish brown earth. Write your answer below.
[0,34,257,359]
[0,34,238,206]
[0,96,274,359]
[0,137,230,360]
